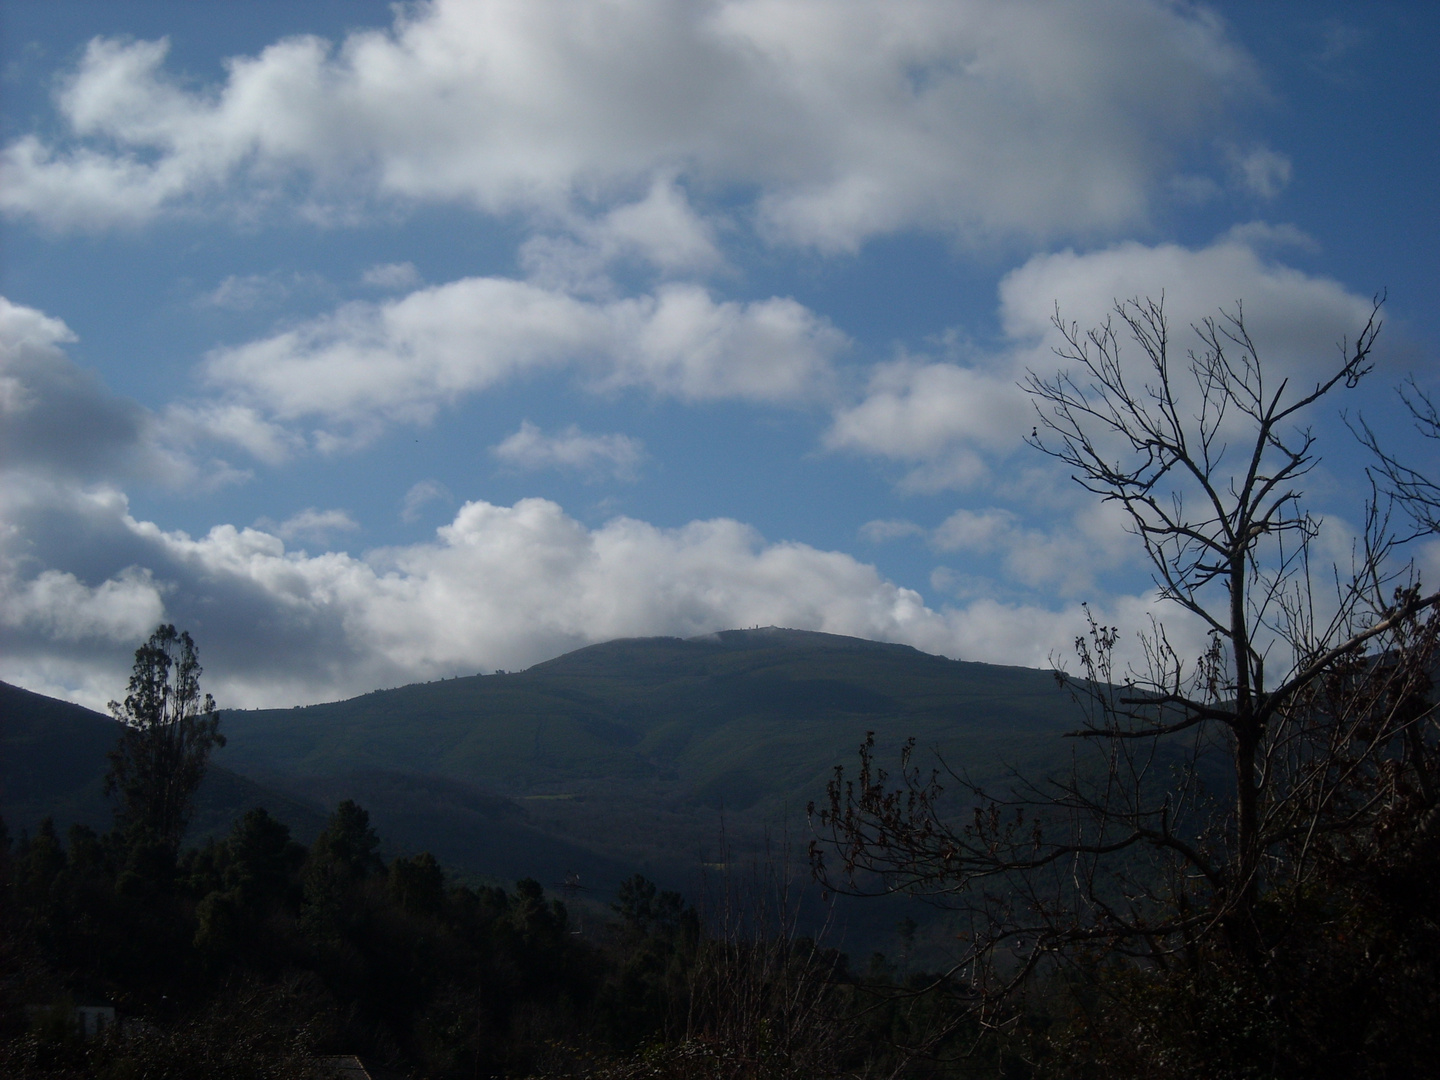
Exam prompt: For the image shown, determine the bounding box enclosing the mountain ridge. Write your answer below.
[6,628,1084,900]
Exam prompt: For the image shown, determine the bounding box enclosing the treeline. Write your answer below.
[0,802,975,1079]
[0,625,972,1078]
[10,789,1440,1080]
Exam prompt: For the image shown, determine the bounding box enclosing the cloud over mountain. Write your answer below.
[1,469,1192,711]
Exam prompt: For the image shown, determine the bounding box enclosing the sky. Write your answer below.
[2,0,1437,711]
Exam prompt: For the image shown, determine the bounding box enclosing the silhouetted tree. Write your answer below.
[812,297,1440,1072]
[106,625,224,857]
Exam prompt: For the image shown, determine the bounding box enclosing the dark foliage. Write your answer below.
[2,797,941,1078]
[106,625,225,856]
[808,298,1440,1077]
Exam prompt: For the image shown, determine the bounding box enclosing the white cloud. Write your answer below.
[930,502,1135,596]
[929,591,1211,677]
[0,296,207,486]
[825,357,1028,489]
[0,480,1226,711]
[493,421,644,481]
[828,234,1382,489]
[161,402,302,467]
[1219,220,1320,255]
[1,566,165,645]
[3,0,1261,249]
[602,283,845,401]
[998,235,1379,379]
[204,277,845,443]
[930,507,1018,553]
[590,178,725,273]
[520,176,725,291]
[0,292,76,366]
[0,490,934,706]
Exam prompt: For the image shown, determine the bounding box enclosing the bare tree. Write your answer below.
[810,297,1440,1036]
[1355,376,1440,538]
[107,624,225,855]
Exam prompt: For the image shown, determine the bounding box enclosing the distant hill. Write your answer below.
[214,628,1084,891]
[3,629,1090,958]
[0,680,326,844]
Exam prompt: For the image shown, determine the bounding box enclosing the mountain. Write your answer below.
[4,629,1091,957]
[0,680,326,844]
[214,628,1084,889]
[5,630,1086,911]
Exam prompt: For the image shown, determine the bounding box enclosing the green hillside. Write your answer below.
[5,629,1088,900]
[0,680,632,890]
[215,628,1084,889]
[0,680,326,843]
[4,629,1090,960]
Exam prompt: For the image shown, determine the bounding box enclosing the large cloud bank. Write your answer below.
[0,282,1234,711]
[0,289,1170,708]
[3,0,1264,248]
[3,478,1175,711]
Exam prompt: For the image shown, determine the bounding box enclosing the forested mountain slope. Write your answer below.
[214,628,1084,889]
[0,680,325,844]
[6,629,1085,897]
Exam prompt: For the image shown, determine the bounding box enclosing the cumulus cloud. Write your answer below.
[932,591,1211,678]
[930,507,1019,553]
[828,234,1382,489]
[1,566,165,645]
[0,489,930,707]
[931,502,1135,596]
[520,176,725,291]
[0,295,295,492]
[160,402,302,467]
[493,421,645,481]
[826,357,1028,490]
[999,237,1376,361]
[204,277,845,444]
[3,0,1261,249]
[0,482,1214,711]
[0,296,206,485]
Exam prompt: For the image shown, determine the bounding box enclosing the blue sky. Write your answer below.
[2,0,1437,709]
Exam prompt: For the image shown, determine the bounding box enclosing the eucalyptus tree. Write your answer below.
[107,624,225,856]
